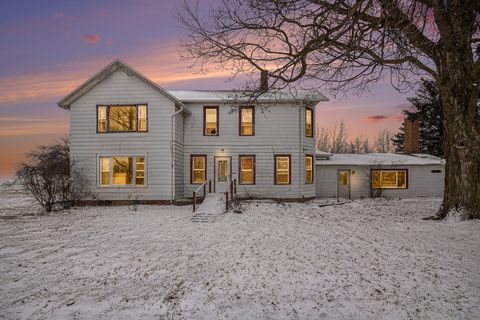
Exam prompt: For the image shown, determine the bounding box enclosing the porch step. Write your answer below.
[191,193,225,223]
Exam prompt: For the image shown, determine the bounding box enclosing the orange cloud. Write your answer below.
[0,46,232,104]
[0,116,68,137]
[84,34,100,44]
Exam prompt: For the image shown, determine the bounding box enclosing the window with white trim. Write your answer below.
[97,104,148,133]
[371,169,407,189]
[99,156,146,186]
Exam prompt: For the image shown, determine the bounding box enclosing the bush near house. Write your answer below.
[15,138,91,212]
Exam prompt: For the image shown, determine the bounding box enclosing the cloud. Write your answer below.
[364,114,405,123]
[84,34,100,44]
[0,46,233,104]
[0,116,67,137]
[364,115,389,123]
[106,39,114,46]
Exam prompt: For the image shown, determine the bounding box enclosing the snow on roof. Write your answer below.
[168,90,328,104]
[316,153,444,166]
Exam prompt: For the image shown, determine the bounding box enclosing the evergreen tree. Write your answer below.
[393,79,444,157]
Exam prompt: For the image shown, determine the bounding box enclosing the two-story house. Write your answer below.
[58,59,328,203]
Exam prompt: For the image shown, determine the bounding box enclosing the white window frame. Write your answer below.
[97,154,147,187]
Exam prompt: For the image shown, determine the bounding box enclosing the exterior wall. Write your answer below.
[315,164,445,199]
[174,112,184,199]
[183,102,316,199]
[70,69,176,201]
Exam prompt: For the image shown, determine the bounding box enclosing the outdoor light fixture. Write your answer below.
[221,148,224,153]
[351,170,356,176]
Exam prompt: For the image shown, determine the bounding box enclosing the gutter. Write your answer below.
[170,102,185,202]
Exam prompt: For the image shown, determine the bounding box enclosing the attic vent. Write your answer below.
[430,170,442,173]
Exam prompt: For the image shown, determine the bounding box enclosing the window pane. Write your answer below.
[112,157,133,185]
[397,171,406,188]
[240,157,254,184]
[306,108,313,137]
[138,105,147,131]
[305,156,313,183]
[276,156,289,184]
[372,170,381,188]
[339,171,348,186]
[100,157,110,185]
[277,157,289,170]
[241,108,253,135]
[205,108,217,135]
[109,106,137,131]
[380,171,397,188]
[192,157,205,183]
[218,160,227,182]
[277,173,289,184]
[98,106,107,132]
[136,157,145,186]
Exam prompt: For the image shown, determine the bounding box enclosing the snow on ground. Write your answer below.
[1,185,479,319]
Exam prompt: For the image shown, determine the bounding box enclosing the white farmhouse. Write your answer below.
[58,59,444,203]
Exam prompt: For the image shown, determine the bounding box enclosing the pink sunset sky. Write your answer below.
[0,0,410,177]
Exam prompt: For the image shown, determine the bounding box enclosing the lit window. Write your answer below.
[136,157,145,186]
[204,107,218,135]
[97,105,148,133]
[99,156,145,186]
[138,105,147,132]
[100,157,110,185]
[98,106,107,132]
[305,107,313,137]
[191,155,206,183]
[239,155,255,184]
[240,107,254,135]
[275,155,291,185]
[371,170,407,189]
[109,106,137,132]
[305,155,313,183]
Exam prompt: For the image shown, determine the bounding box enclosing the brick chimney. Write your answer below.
[404,118,420,154]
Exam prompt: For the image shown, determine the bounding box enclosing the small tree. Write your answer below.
[15,138,91,212]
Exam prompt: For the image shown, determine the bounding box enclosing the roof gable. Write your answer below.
[58,59,184,110]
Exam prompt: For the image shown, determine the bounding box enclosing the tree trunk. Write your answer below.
[436,68,480,219]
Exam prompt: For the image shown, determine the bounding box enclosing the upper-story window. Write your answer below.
[305,107,313,137]
[204,106,219,136]
[239,106,254,136]
[97,104,148,133]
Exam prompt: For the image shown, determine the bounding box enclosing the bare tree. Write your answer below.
[179,0,480,219]
[374,129,395,153]
[15,138,92,213]
[315,120,373,153]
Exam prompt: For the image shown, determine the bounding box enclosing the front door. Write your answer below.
[337,170,351,199]
[215,157,230,193]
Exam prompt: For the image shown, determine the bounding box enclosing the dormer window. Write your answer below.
[204,106,219,135]
[97,104,148,133]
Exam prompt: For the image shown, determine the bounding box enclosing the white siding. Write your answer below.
[183,103,316,199]
[70,69,176,201]
[174,112,184,199]
[315,164,445,199]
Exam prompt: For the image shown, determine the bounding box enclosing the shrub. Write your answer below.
[15,138,91,212]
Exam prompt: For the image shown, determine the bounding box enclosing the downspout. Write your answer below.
[171,102,185,203]
[299,99,303,199]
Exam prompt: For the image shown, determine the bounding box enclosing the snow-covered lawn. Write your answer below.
[1,182,479,319]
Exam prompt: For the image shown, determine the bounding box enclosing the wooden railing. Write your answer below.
[193,180,212,212]
[224,178,237,211]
